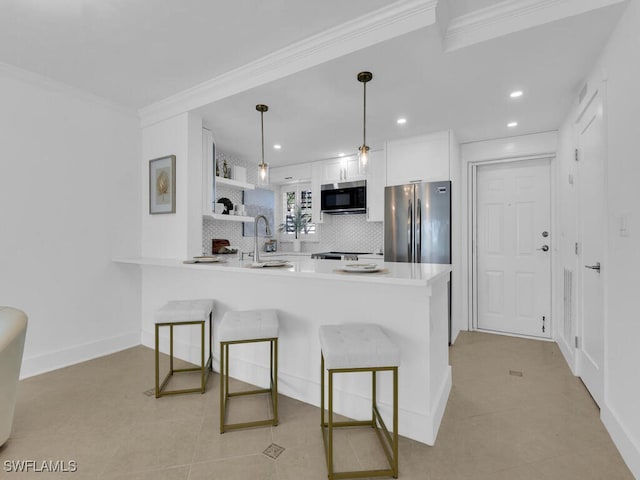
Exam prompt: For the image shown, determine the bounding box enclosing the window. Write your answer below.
[281,183,316,236]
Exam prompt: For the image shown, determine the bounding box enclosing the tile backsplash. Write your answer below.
[202,151,383,255]
[293,214,383,254]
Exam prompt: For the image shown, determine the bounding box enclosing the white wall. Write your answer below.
[554,1,640,474]
[555,112,580,371]
[580,0,640,475]
[142,113,203,259]
[0,64,142,378]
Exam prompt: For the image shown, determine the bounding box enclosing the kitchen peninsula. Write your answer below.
[116,256,452,445]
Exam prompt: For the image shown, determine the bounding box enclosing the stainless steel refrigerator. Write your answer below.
[384,181,451,264]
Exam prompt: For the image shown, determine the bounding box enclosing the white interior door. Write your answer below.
[576,93,605,407]
[476,158,551,338]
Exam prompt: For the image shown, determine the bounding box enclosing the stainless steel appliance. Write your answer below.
[385,180,452,343]
[311,251,368,260]
[320,180,366,215]
[384,181,451,264]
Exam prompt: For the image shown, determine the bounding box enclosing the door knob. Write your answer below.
[537,245,549,252]
[585,262,601,272]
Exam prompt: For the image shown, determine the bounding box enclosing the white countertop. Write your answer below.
[114,256,451,287]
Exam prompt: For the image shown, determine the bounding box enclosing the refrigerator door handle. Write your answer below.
[416,197,422,263]
[408,200,413,262]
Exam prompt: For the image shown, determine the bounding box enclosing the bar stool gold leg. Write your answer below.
[219,338,278,433]
[155,324,160,398]
[320,354,325,430]
[220,342,226,433]
[393,367,398,478]
[273,338,278,426]
[328,369,334,480]
[169,324,174,374]
[372,370,377,427]
[320,363,399,479]
[200,321,205,393]
[155,320,212,397]
[209,312,213,371]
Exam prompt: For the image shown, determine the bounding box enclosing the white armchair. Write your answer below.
[0,306,27,447]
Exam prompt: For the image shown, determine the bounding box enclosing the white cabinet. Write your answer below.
[321,155,364,183]
[386,130,452,186]
[311,155,362,224]
[311,163,325,224]
[365,149,385,222]
[270,163,312,184]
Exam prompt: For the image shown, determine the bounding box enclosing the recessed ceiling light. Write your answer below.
[273,144,282,150]
[507,122,518,128]
[510,90,523,98]
[338,152,345,157]
[397,118,407,125]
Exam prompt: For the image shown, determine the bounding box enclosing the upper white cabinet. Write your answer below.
[386,130,452,186]
[365,149,385,222]
[320,155,364,183]
[311,162,325,224]
[270,163,312,184]
[310,149,386,223]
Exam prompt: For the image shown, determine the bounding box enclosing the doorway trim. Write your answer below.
[467,154,557,339]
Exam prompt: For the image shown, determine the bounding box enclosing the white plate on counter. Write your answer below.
[250,260,292,268]
[340,263,382,273]
[192,256,222,263]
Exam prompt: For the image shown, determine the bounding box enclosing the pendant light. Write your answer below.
[357,71,372,174]
[256,104,269,185]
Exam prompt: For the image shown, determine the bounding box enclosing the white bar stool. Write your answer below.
[218,309,279,433]
[319,323,400,480]
[154,299,214,398]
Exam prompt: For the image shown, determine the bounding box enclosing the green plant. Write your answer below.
[279,204,310,239]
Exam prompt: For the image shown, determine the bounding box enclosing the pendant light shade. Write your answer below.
[357,71,372,174]
[256,104,269,185]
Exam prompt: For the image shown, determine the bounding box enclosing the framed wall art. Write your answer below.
[149,155,176,214]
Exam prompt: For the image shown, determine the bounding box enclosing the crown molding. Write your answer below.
[0,61,137,117]
[139,0,437,127]
[444,0,627,52]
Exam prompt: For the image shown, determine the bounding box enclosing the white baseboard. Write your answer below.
[430,366,453,441]
[601,404,640,478]
[20,332,140,379]
[142,328,214,368]
[556,336,577,375]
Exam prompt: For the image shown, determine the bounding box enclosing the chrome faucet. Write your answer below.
[253,215,271,264]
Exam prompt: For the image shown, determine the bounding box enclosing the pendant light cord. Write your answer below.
[362,81,367,147]
[260,110,265,167]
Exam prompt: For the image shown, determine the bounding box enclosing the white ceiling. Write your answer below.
[0,0,627,168]
[197,4,625,166]
[0,0,389,107]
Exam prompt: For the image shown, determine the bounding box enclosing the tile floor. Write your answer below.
[0,332,633,479]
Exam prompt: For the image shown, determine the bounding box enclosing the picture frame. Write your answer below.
[149,155,176,214]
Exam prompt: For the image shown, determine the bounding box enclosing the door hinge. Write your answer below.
[542,316,546,333]
[575,242,579,255]
[575,336,579,348]
[575,148,579,162]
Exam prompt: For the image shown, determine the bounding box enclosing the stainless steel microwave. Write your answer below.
[320,180,366,214]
